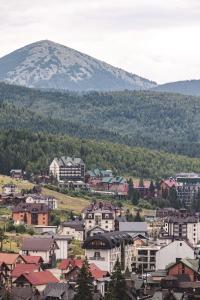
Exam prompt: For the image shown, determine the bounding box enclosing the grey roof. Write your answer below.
[55,156,84,167]
[119,222,148,233]
[62,220,84,231]
[21,237,59,251]
[43,283,74,300]
[10,287,40,300]
[150,291,184,300]
[12,202,49,213]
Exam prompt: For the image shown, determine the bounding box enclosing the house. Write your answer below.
[22,255,44,266]
[2,183,17,195]
[156,240,195,270]
[85,168,113,185]
[12,202,49,226]
[82,201,122,219]
[0,253,25,271]
[25,194,58,210]
[11,263,41,281]
[83,231,133,273]
[59,220,84,241]
[163,211,200,245]
[10,169,24,179]
[13,270,59,292]
[49,156,85,182]
[119,222,148,237]
[9,287,41,300]
[21,237,59,267]
[159,178,178,199]
[39,234,72,260]
[43,282,75,300]
[166,258,200,282]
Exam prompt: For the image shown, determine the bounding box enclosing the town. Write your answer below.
[0,156,199,299]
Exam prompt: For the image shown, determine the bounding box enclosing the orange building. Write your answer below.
[12,203,49,226]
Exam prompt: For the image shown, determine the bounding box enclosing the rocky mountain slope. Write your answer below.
[0,40,156,91]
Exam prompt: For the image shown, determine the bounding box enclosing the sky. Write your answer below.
[0,0,200,84]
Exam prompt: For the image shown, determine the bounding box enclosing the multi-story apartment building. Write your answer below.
[12,203,49,226]
[132,244,161,272]
[176,173,200,208]
[49,156,85,182]
[82,201,122,237]
[83,231,133,273]
[163,211,200,246]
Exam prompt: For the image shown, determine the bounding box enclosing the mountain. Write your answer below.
[0,40,156,91]
[153,79,200,96]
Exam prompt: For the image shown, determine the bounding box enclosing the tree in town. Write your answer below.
[105,258,130,300]
[74,258,93,300]
[0,228,7,251]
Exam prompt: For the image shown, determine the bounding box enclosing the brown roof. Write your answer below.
[12,202,49,213]
[21,237,59,251]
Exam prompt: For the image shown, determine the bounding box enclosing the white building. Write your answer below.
[164,214,200,246]
[26,194,58,210]
[49,156,85,182]
[2,184,17,195]
[83,231,133,273]
[156,240,195,270]
[84,210,115,237]
[58,220,84,241]
[132,244,161,272]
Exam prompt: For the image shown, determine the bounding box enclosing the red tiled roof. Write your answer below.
[89,263,108,279]
[59,259,83,270]
[0,253,23,265]
[15,270,59,285]
[11,263,39,278]
[162,179,177,188]
[22,255,44,264]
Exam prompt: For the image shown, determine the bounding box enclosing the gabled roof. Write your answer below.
[0,253,24,265]
[61,220,84,231]
[59,258,83,270]
[166,258,200,274]
[54,156,84,167]
[43,282,75,300]
[21,237,59,251]
[22,255,44,264]
[12,202,49,213]
[14,270,59,286]
[11,263,40,278]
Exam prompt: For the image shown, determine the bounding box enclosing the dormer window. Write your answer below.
[88,214,92,218]
[105,214,109,218]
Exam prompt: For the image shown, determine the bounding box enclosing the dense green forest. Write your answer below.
[1,83,200,157]
[1,130,200,179]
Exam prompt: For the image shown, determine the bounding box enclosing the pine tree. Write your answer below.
[74,258,94,300]
[105,258,130,300]
[149,180,155,195]
[139,177,144,187]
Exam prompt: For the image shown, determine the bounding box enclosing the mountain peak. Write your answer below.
[0,40,156,91]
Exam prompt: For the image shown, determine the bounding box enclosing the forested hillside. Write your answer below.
[1,83,200,157]
[1,130,200,179]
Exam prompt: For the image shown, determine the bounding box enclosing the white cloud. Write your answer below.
[0,0,200,83]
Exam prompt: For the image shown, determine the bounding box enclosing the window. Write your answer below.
[105,221,108,223]
[94,252,101,259]
[180,243,182,246]
[105,226,108,229]
[89,220,92,223]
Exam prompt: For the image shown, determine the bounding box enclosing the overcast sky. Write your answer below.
[1,0,200,83]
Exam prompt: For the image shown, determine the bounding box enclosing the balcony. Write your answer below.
[89,257,105,261]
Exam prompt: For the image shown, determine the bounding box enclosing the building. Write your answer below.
[85,210,115,237]
[156,240,195,270]
[12,203,49,226]
[119,222,148,237]
[132,244,161,272]
[40,234,72,260]
[2,183,17,195]
[59,220,84,241]
[21,237,59,267]
[10,169,24,179]
[0,253,25,271]
[166,258,200,282]
[43,283,75,300]
[163,211,200,245]
[49,156,85,182]
[83,231,133,273]
[176,173,200,208]
[13,270,59,292]
[25,194,58,210]
[159,178,177,199]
